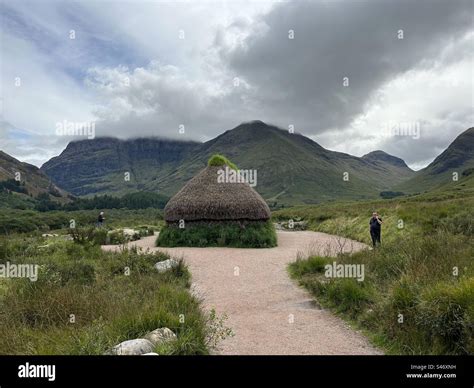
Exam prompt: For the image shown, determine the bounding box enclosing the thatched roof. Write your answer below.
[164,165,271,222]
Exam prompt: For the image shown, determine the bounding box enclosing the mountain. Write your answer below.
[362,150,414,179]
[0,150,69,207]
[396,127,474,193]
[155,121,415,204]
[41,137,199,196]
[41,121,415,205]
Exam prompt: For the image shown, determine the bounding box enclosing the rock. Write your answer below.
[122,228,139,237]
[144,328,177,345]
[142,352,159,356]
[154,259,179,273]
[276,221,308,231]
[273,223,284,230]
[110,339,154,355]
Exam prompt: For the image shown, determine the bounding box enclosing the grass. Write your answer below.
[0,208,164,235]
[285,189,474,355]
[156,220,277,248]
[274,191,473,245]
[0,234,227,355]
[207,154,238,170]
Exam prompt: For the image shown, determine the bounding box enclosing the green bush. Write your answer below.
[137,226,154,237]
[326,279,375,315]
[289,256,327,277]
[156,221,277,248]
[91,228,108,245]
[107,230,126,245]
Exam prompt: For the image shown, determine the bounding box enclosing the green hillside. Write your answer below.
[41,121,415,206]
[41,137,200,196]
[0,150,69,208]
[396,128,474,193]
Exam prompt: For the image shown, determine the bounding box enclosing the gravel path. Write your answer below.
[102,230,381,355]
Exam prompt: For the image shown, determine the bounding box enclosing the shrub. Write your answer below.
[325,279,375,316]
[417,278,474,354]
[107,230,126,245]
[289,256,327,277]
[156,221,277,248]
[137,226,154,237]
[91,228,108,245]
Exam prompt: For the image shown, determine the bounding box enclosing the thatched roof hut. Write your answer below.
[164,156,270,224]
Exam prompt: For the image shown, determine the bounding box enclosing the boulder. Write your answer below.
[144,328,177,346]
[154,259,179,273]
[110,339,154,355]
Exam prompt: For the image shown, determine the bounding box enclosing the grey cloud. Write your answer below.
[378,109,474,166]
[221,0,473,133]
[3,0,473,169]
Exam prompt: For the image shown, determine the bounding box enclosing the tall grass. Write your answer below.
[0,237,215,355]
[287,193,474,354]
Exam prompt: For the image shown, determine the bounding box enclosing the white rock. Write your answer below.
[142,352,159,356]
[110,339,154,355]
[122,228,139,237]
[144,328,177,345]
[154,259,179,273]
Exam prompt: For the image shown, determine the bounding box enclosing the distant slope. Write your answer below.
[396,127,474,193]
[362,150,414,180]
[158,121,415,204]
[41,121,415,205]
[41,137,200,196]
[0,150,69,206]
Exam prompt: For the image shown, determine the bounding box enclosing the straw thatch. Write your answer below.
[164,165,270,223]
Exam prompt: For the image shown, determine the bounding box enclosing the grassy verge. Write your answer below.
[274,194,473,244]
[0,235,221,355]
[282,192,473,355]
[0,208,164,235]
[156,220,277,248]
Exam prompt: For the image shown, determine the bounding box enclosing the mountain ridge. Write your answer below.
[39,121,418,205]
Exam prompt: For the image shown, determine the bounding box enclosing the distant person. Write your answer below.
[369,211,383,247]
[97,211,105,227]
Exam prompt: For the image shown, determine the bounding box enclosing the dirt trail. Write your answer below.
[102,231,381,355]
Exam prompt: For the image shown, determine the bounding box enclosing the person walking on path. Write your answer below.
[369,211,382,247]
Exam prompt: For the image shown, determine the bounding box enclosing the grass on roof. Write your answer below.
[207,154,238,171]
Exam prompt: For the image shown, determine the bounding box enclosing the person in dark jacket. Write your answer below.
[369,212,382,247]
[97,211,105,227]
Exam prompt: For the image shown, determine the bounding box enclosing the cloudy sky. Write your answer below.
[1,0,472,169]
